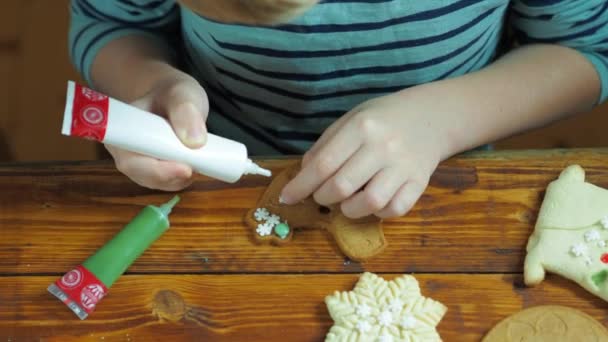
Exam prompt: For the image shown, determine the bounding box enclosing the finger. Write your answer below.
[302,115,350,167]
[107,145,193,191]
[375,179,428,219]
[340,168,405,219]
[302,104,368,167]
[281,123,361,205]
[313,146,383,206]
[158,82,210,149]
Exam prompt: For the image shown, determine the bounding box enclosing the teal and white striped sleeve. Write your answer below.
[69,0,179,85]
[511,0,608,104]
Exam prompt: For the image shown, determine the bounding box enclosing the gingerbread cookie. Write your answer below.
[524,165,608,301]
[325,272,447,342]
[244,163,386,261]
[483,305,608,341]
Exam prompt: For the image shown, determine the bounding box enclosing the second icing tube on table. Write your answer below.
[61,81,271,183]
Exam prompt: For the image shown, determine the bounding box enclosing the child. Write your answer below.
[70,0,608,219]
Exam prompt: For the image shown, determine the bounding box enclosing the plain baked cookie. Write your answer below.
[325,272,447,342]
[244,163,387,261]
[483,305,608,341]
[524,165,608,301]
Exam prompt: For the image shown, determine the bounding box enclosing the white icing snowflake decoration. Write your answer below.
[570,243,588,257]
[387,298,404,313]
[584,256,593,266]
[254,208,270,222]
[325,273,446,341]
[584,229,601,242]
[400,314,417,330]
[377,334,394,342]
[266,214,281,227]
[256,222,273,237]
[355,303,372,318]
[599,240,607,248]
[601,215,608,229]
[377,310,393,327]
[356,321,371,333]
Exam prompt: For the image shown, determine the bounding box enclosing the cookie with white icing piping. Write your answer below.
[245,163,386,261]
[483,305,608,341]
[524,165,608,301]
[325,272,447,342]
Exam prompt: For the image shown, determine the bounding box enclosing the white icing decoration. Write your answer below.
[356,320,371,333]
[387,298,404,313]
[584,229,601,242]
[266,214,281,227]
[355,303,372,318]
[377,335,394,342]
[601,215,608,229]
[254,208,270,222]
[378,310,393,327]
[570,243,588,257]
[256,222,273,237]
[584,256,593,266]
[400,314,417,330]
[598,240,607,248]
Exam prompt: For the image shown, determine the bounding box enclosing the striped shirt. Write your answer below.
[70,0,608,155]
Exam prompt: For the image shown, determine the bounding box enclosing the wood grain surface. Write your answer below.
[2,149,608,341]
[1,275,607,341]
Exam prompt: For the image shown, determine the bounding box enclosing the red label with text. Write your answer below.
[70,84,109,141]
[54,265,108,314]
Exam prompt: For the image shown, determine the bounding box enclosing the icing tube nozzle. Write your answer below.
[245,159,272,177]
[159,195,180,217]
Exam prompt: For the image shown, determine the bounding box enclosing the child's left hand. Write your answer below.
[280,86,450,219]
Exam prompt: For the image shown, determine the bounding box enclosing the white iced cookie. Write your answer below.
[524,165,608,301]
[324,272,447,341]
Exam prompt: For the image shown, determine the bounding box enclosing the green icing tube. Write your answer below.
[83,195,180,287]
[48,196,180,320]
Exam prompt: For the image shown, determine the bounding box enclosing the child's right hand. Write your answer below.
[105,75,209,191]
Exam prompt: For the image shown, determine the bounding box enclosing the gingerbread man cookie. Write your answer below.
[245,163,386,261]
[524,165,608,301]
[483,306,608,341]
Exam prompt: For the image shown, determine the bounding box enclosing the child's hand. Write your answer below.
[280,87,449,219]
[106,75,209,191]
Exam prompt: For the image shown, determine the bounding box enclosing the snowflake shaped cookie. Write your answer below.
[324,272,447,341]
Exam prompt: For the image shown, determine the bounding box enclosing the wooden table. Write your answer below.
[2,149,608,341]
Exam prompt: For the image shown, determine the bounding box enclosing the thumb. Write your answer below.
[161,84,209,149]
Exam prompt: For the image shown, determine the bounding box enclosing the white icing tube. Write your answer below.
[62,81,271,183]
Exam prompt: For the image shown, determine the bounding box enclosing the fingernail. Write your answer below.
[187,125,206,145]
[279,194,292,205]
[175,103,206,147]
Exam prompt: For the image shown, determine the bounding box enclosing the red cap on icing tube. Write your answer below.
[48,265,108,320]
[63,81,109,142]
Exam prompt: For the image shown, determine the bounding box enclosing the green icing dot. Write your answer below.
[592,270,608,287]
[274,222,290,239]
